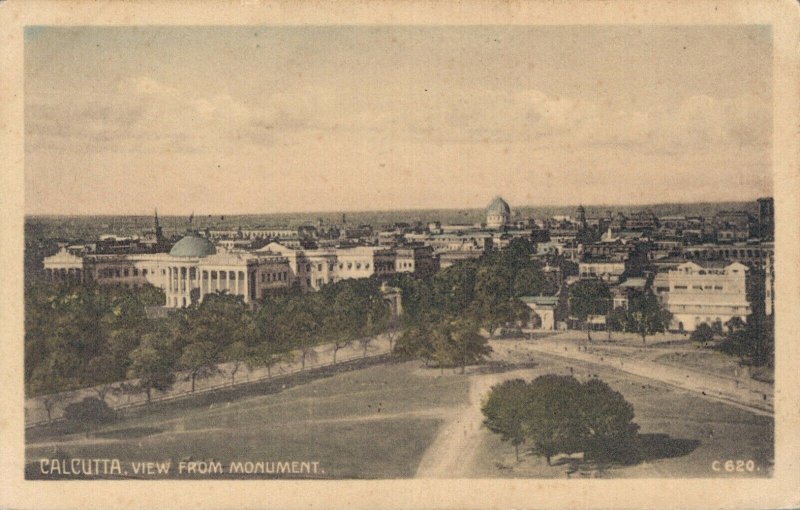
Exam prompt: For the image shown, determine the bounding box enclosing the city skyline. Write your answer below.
[25,25,772,215]
[23,198,767,220]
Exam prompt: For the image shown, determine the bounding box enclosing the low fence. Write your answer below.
[25,334,394,428]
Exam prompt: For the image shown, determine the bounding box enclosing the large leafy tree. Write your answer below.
[222,340,248,385]
[512,266,557,297]
[450,318,493,374]
[287,299,321,370]
[569,280,612,341]
[482,378,530,461]
[624,292,671,344]
[579,378,639,461]
[481,375,640,465]
[251,297,295,377]
[432,261,478,315]
[126,334,177,404]
[525,375,586,464]
[393,323,434,366]
[473,266,515,337]
[179,341,219,392]
[606,306,628,341]
[690,323,715,344]
[718,315,774,368]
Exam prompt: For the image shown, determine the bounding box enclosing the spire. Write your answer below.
[154,208,164,244]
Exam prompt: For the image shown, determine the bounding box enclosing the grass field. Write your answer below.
[26,349,773,479]
[26,361,469,479]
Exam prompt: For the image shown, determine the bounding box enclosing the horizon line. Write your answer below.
[24,197,771,219]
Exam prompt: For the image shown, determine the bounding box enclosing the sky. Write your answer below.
[24,25,773,215]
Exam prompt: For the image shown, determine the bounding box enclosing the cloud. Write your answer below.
[25,75,770,161]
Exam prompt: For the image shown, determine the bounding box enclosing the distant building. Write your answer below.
[578,257,627,284]
[660,261,752,332]
[438,250,484,270]
[625,210,659,232]
[395,244,436,275]
[520,295,560,330]
[713,210,755,242]
[680,242,774,270]
[576,205,587,229]
[757,197,774,240]
[486,196,511,229]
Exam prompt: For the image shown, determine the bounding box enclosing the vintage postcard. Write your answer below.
[1,0,799,509]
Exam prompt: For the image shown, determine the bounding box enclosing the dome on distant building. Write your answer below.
[486,196,511,229]
[487,196,511,216]
[169,233,216,257]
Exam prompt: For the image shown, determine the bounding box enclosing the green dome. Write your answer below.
[169,234,216,257]
[487,196,511,215]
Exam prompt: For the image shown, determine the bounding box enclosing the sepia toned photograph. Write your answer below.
[2,1,799,508]
[20,23,779,481]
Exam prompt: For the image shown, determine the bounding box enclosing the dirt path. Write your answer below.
[415,370,532,478]
[519,341,773,417]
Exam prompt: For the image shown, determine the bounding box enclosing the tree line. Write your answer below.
[25,278,391,414]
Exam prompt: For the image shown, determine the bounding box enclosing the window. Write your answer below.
[123,269,129,277]
[365,263,370,269]
[674,285,688,290]
[211,271,217,279]
[306,264,311,272]
[143,269,148,276]
[133,268,139,276]
[318,264,322,271]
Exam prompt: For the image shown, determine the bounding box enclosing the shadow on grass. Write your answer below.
[93,426,163,440]
[635,433,701,461]
[552,433,700,476]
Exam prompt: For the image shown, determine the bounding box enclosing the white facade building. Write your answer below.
[661,261,752,332]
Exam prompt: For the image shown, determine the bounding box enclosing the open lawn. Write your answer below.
[27,349,773,479]
[26,361,469,479]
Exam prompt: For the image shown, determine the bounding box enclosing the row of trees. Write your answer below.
[690,315,774,368]
[25,278,392,412]
[482,375,640,464]
[569,280,672,344]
